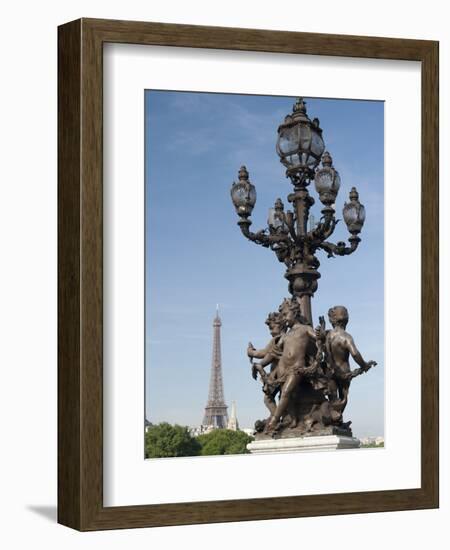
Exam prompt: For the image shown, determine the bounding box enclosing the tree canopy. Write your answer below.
[145,423,254,458]
[145,422,201,458]
[196,429,253,456]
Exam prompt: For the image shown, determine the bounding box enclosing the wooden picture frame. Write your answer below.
[58,18,439,531]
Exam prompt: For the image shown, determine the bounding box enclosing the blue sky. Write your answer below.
[145,91,384,438]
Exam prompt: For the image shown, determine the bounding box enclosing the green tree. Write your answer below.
[145,422,201,458]
[197,429,253,456]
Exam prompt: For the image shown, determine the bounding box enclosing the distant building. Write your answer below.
[360,436,384,447]
[189,425,213,437]
[144,419,152,433]
[227,401,239,431]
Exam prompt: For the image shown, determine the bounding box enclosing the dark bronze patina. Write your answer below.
[248,299,376,438]
[231,98,366,325]
[231,98,376,439]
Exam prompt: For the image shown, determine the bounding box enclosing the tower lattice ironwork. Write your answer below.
[202,307,228,429]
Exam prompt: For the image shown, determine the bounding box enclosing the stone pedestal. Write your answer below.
[247,434,360,454]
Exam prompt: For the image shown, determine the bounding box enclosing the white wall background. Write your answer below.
[0,1,447,548]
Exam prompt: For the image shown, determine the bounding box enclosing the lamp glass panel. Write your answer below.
[334,172,341,192]
[287,153,300,166]
[344,203,358,225]
[311,131,325,157]
[358,204,366,223]
[306,153,319,167]
[232,184,249,206]
[278,125,299,154]
[299,124,311,151]
[315,170,333,193]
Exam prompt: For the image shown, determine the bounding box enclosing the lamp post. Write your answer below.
[230,98,366,325]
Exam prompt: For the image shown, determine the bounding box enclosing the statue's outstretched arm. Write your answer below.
[347,335,377,375]
[248,346,269,359]
[247,339,273,359]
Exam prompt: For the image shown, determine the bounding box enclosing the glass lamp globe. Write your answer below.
[314,151,341,206]
[230,166,256,218]
[343,187,366,234]
[267,198,288,232]
[276,98,325,179]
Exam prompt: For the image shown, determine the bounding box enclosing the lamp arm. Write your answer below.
[322,217,339,240]
[238,219,271,247]
[319,235,361,257]
[305,217,338,247]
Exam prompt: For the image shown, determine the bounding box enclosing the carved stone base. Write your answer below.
[247,434,360,454]
[254,424,353,441]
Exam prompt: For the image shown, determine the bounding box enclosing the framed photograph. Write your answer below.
[58,18,439,530]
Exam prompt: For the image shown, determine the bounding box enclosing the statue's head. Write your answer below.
[279,298,308,327]
[328,305,349,328]
[265,311,283,337]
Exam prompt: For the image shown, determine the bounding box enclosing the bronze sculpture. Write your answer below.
[247,312,283,419]
[323,306,377,415]
[248,300,376,437]
[230,98,376,441]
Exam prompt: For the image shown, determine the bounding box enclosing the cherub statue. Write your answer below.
[264,298,318,433]
[247,311,284,419]
[248,301,377,438]
[322,305,377,418]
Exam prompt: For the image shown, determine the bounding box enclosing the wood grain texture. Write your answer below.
[57,18,439,531]
[57,19,82,530]
[420,40,439,506]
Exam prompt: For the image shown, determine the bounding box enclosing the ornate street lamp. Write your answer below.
[314,151,341,208]
[276,97,325,183]
[230,165,256,218]
[268,198,289,233]
[230,97,366,325]
[343,187,366,235]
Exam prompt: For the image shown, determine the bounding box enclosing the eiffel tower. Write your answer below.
[202,306,228,429]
